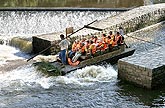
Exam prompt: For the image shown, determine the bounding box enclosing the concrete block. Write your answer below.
[118,47,165,89]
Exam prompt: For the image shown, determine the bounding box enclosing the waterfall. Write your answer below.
[0,11,118,39]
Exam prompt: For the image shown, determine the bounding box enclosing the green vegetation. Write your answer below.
[34,61,62,76]
[0,0,144,8]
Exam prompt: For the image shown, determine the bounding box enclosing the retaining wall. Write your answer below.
[90,3,165,34]
[118,47,165,89]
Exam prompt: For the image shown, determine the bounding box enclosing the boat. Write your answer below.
[34,45,135,76]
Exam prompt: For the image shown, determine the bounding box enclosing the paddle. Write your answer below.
[66,19,98,37]
[27,20,98,62]
[27,45,54,62]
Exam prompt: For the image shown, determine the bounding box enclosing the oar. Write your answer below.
[27,45,54,62]
[66,19,98,37]
[27,20,98,62]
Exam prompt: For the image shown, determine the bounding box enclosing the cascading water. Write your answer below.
[0,11,118,38]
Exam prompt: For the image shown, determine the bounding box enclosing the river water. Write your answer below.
[0,1,165,108]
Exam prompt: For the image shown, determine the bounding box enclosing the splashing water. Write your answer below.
[0,63,117,91]
[56,65,117,85]
[0,44,30,65]
[0,65,54,90]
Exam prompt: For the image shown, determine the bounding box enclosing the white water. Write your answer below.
[56,65,117,85]
[0,64,117,90]
[0,11,117,38]
[0,45,30,65]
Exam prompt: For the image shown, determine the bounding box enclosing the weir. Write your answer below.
[33,3,165,55]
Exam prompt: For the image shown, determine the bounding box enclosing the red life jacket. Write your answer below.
[68,58,80,66]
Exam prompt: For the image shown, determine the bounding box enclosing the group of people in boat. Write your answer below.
[58,27,125,66]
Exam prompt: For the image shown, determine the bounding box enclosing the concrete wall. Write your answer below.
[106,8,165,33]
[118,47,165,89]
[89,3,165,34]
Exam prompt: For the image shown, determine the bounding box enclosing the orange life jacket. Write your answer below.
[72,42,77,52]
[110,35,115,41]
[102,36,106,43]
[80,45,86,53]
[107,38,112,45]
[116,35,123,45]
[75,42,81,51]
[112,41,117,47]
[68,58,80,66]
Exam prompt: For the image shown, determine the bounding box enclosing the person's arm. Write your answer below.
[59,41,62,47]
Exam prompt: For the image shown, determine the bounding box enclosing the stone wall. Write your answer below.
[90,3,165,34]
[118,47,165,89]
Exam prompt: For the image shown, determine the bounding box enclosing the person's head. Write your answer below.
[86,40,89,43]
[76,39,80,44]
[108,36,111,39]
[117,32,120,36]
[82,38,86,42]
[80,42,84,47]
[109,31,112,35]
[89,40,93,44]
[119,27,123,29]
[60,34,65,40]
[102,34,106,37]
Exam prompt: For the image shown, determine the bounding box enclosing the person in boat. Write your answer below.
[88,40,97,57]
[68,39,79,59]
[72,42,86,63]
[96,39,104,51]
[116,32,123,46]
[109,31,115,40]
[119,27,128,48]
[84,40,90,52]
[108,31,117,47]
[58,34,70,65]
[93,36,98,43]
[99,34,108,52]
[119,27,124,38]
[80,37,86,44]
[107,35,113,51]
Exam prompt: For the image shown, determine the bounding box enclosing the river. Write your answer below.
[0,1,165,108]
